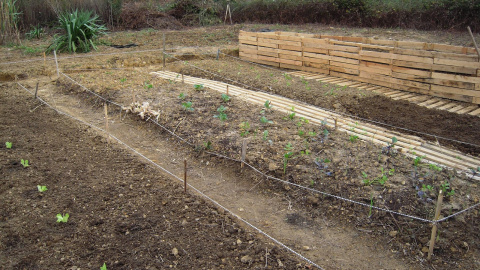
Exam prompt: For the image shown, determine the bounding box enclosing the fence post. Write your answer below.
[34,82,39,99]
[54,50,59,77]
[428,190,444,261]
[163,33,166,68]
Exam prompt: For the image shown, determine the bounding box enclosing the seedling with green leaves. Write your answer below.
[37,185,48,192]
[283,151,294,174]
[221,93,231,102]
[349,135,359,143]
[143,81,153,89]
[214,106,228,121]
[100,263,107,270]
[260,116,273,124]
[56,213,69,223]
[362,167,394,186]
[285,106,296,120]
[296,117,309,127]
[181,102,194,112]
[239,121,250,137]
[193,84,204,91]
[264,100,272,110]
[5,142,12,149]
[120,77,127,83]
[440,181,455,197]
[262,130,269,141]
[178,93,186,100]
[21,159,29,168]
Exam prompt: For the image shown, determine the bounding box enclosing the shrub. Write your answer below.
[47,9,107,53]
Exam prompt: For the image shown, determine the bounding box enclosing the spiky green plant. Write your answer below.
[47,10,107,53]
[0,0,21,44]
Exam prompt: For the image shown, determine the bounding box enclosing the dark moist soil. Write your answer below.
[0,84,303,269]
[169,59,480,157]
[58,63,480,269]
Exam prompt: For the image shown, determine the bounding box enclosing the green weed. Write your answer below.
[37,185,48,192]
[221,93,231,102]
[56,213,69,223]
[21,159,29,168]
[181,102,194,112]
[5,142,12,149]
[194,84,204,90]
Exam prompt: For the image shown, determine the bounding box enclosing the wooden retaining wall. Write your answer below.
[239,30,480,104]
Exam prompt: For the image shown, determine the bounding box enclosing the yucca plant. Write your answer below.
[47,10,107,53]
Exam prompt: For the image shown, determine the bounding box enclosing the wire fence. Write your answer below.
[8,45,480,267]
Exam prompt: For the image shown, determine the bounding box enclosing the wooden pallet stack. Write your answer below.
[239,30,480,104]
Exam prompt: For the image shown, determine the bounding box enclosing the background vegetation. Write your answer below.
[1,0,480,45]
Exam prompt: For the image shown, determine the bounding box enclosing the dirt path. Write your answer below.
[17,76,419,270]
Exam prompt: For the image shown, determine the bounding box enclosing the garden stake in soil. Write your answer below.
[104,103,109,143]
[467,26,480,62]
[163,33,166,68]
[428,189,444,261]
[34,82,39,99]
[226,85,229,96]
[54,50,59,77]
[184,159,187,193]
[241,139,247,168]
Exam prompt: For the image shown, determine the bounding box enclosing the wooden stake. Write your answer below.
[241,139,247,168]
[467,26,480,62]
[104,103,109,143]
[34,82,39,99]
[53,50,59,77]
[181,73,184,83]
[216,48,220,60]
[163,33,166,68]
[43,52,46,68]
[334,118,337,130]
[427,190,444,261]
[184,159,187,193]
[224,4,232,25]
[226,85,229,95]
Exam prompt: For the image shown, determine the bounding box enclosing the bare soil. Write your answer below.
[1,24,480,270]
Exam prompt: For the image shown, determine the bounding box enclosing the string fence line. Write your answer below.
[51,70,480,225]
[217,51,480,149]
[16,81,325,270]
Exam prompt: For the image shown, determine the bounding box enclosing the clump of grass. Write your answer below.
[47,9,107,53]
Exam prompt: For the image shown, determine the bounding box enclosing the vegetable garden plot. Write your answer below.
[55,55,480,268]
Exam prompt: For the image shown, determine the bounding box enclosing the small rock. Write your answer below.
[302,246,310,251]
[172,248,179,256]
[238,208,245,212]
[237,239,242,245]
[268,162,279,171]
[240,255,253,264]
[389,231,398,237]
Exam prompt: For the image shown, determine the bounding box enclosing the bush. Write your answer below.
[47,10,107,53]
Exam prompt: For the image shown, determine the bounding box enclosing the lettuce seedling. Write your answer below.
[221,93,231,102]
[21,159,29,168]
[100,263,107,270]
[264,100,272,110]
[181,102,194,112]
[56,213,69,223]
[260,116,273,124]
[193,84,204,90]
[37,185,48,192]
[5,142,12,149]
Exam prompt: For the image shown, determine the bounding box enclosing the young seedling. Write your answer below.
[285,106,295,120]
[5,142,12,149]
[349,135,359,143]
[239,121,250,137]
[21,159,30,168]
[193,84,204,91]
[440,181,455,197]
[264,100,272,110]
[37,185,48,192]
[284,143,293,151]
[321,129,329,144]
[221,93,231,102]
[214,106,227,121]
[181,102,194,112]
[100,263,107,270]
[178,93,186,100]
[260,116,273,124]
[283,151,294,174]
[262,130,269,141]
[296,117,309,127]
[203,141,212,150]
[56,213,69,223]
[120,77,127,83]
[362,171,373,185]
[143,81,153,89]
[368,194,374,217]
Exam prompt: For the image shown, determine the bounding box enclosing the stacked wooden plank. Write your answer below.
[239,31,480,104]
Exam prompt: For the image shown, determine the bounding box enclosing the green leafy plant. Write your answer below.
[37,185,48,192]
[362,171,372,185]
[262,130,269,141]
[296,117,309,127]
[5,141,12,149]
[120,77,127,83]
[285,106,296,120]
[181,101,194,112]
[421,184,434,192]
[283,151,294,174]
[298,130,305,136]
[144,81,153,89]
[100,262,107,270]
[20,159,29,168]
[349,135,359,143]
[264,100,272,110]
[26,24,44,39]
[368,194,374,217]
[178,93,186,100]
[194,84,204,90]
[56,213,69,223]
[203,141,212,150]
[47,10,107,53]
[260,116,273,124]
[239,121,250,137]
[284,143,293,151]
[440,181,455,197]
[214,105,227,121]
[221,93,231,102]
